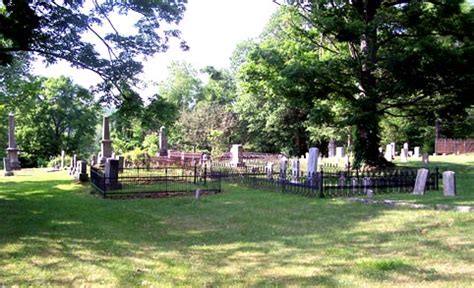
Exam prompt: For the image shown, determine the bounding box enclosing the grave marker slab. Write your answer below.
[3,158,13,176]
[159,126,168,156]
[442,171,456,197]
[413,168,429,195]
[6,113,20,170]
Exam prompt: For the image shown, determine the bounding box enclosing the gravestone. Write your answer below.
[400,148,408,162]
[159,126,168,156]
[390,142,396,156]
[91,155,97,167]
[291,158,300,183]
[384,144,393,161]
[279,156,288,181]
[6,113,20,170]
[413,168,429,195]
[351,177,358,192]
[105,158,121,190]
[422,153,429,165]
[414,146,420,158]
[60,150,65,169]
[77,160,88,182]
[100,116,113,164]
[442,171,456,196]
[69,154,77,175]
[307,147,320,186]
[117,155,124,173]
[3,158,13,176]
[335,147,345,159]
[403,142,409,150]
[328,139,336,158]
[230,144,243,167]
[363,177,372,193]
[266,162,274,180]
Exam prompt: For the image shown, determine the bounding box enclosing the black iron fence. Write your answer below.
[91,165,221,199]
[211,166,440,198]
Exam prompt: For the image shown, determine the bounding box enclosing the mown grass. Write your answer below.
[0,169,473,286]
[372,154,474,205]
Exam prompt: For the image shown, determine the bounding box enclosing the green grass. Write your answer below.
[0,169,473,286]
[371,154,474,205]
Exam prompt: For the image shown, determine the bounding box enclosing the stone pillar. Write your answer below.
[159,126,168,156]
[307,147,319,186]
[100,116,113,164]
[230,144,243,167]
[266,162,274,180]
[3,158,13,176]
[328,139,336,158]
[105,158,121,190]
[291,158,300,183]
[414,146,420,158]
[413,168,429,195]
[442,171,456,196]
[279,156,287,181]
[60,150,65,169]
[6,113,20,170]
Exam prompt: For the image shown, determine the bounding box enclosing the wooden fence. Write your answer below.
[435,139,474,154]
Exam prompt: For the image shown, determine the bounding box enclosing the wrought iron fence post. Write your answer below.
[165,167,168,192]
[194,163,197,184]
[204,164,207,185]
[435,166,439,190]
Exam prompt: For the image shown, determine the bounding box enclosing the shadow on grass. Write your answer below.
[0,178,472,286]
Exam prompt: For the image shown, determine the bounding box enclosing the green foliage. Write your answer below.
[0,0,188,102]
[143,133,159,156]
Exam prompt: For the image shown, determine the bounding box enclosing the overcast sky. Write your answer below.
[32,0,278,99]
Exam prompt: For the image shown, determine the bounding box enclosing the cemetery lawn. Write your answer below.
[373,154,474,206]
[1,170,473,287]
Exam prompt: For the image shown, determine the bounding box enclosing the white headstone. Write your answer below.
[400,148,408,162]
[413,168,429,195]
[230,144,243,167]
[414,146,420,158]
[279,156,288,181]
[384,144,393,161]
[403,142,409,150]
[442,171,456,197]
[291,158,300,183]
[266,162,274,179]
[335,147,345,159]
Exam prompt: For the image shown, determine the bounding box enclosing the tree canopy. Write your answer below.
[0,0,188,103]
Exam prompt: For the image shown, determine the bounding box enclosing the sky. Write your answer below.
[32,0,279,99]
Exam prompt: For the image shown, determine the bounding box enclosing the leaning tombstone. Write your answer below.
[291,158,300,183]
[279,156,288,181]
[413,168,429,195]
[442,171,456,196]
[3,158,13,176]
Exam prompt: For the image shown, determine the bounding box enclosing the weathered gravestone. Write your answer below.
[442,171,456,197]
[291,158,300,183]
[60,150,65,169]
[307,147,320,186]
[3,158,13,176]
[400,148,408,163]
[69,154,77,175]
[100,116,113,164]
[91,155,97,167]
[422,153,429,165]
[117,155,124,173]
[76,161,88,182]
[6,113,20,170]
[384,144,393,161]
[391,142,396,156]
[230,144,243,167]
[403,142,409,150]
[105,158,121,190]
[414,146,420,158]
[413,168,429,195]
[328,140,336,158]
[279,156,288,181]
[335,147,345,159]
[159,126,168,156]
[266,162,274,180]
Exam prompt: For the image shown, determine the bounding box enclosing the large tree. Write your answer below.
[273,0,474,167]
[0,0,188,102]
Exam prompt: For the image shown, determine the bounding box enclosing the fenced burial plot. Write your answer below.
[90,165,221,199]
[212,164,440,198]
